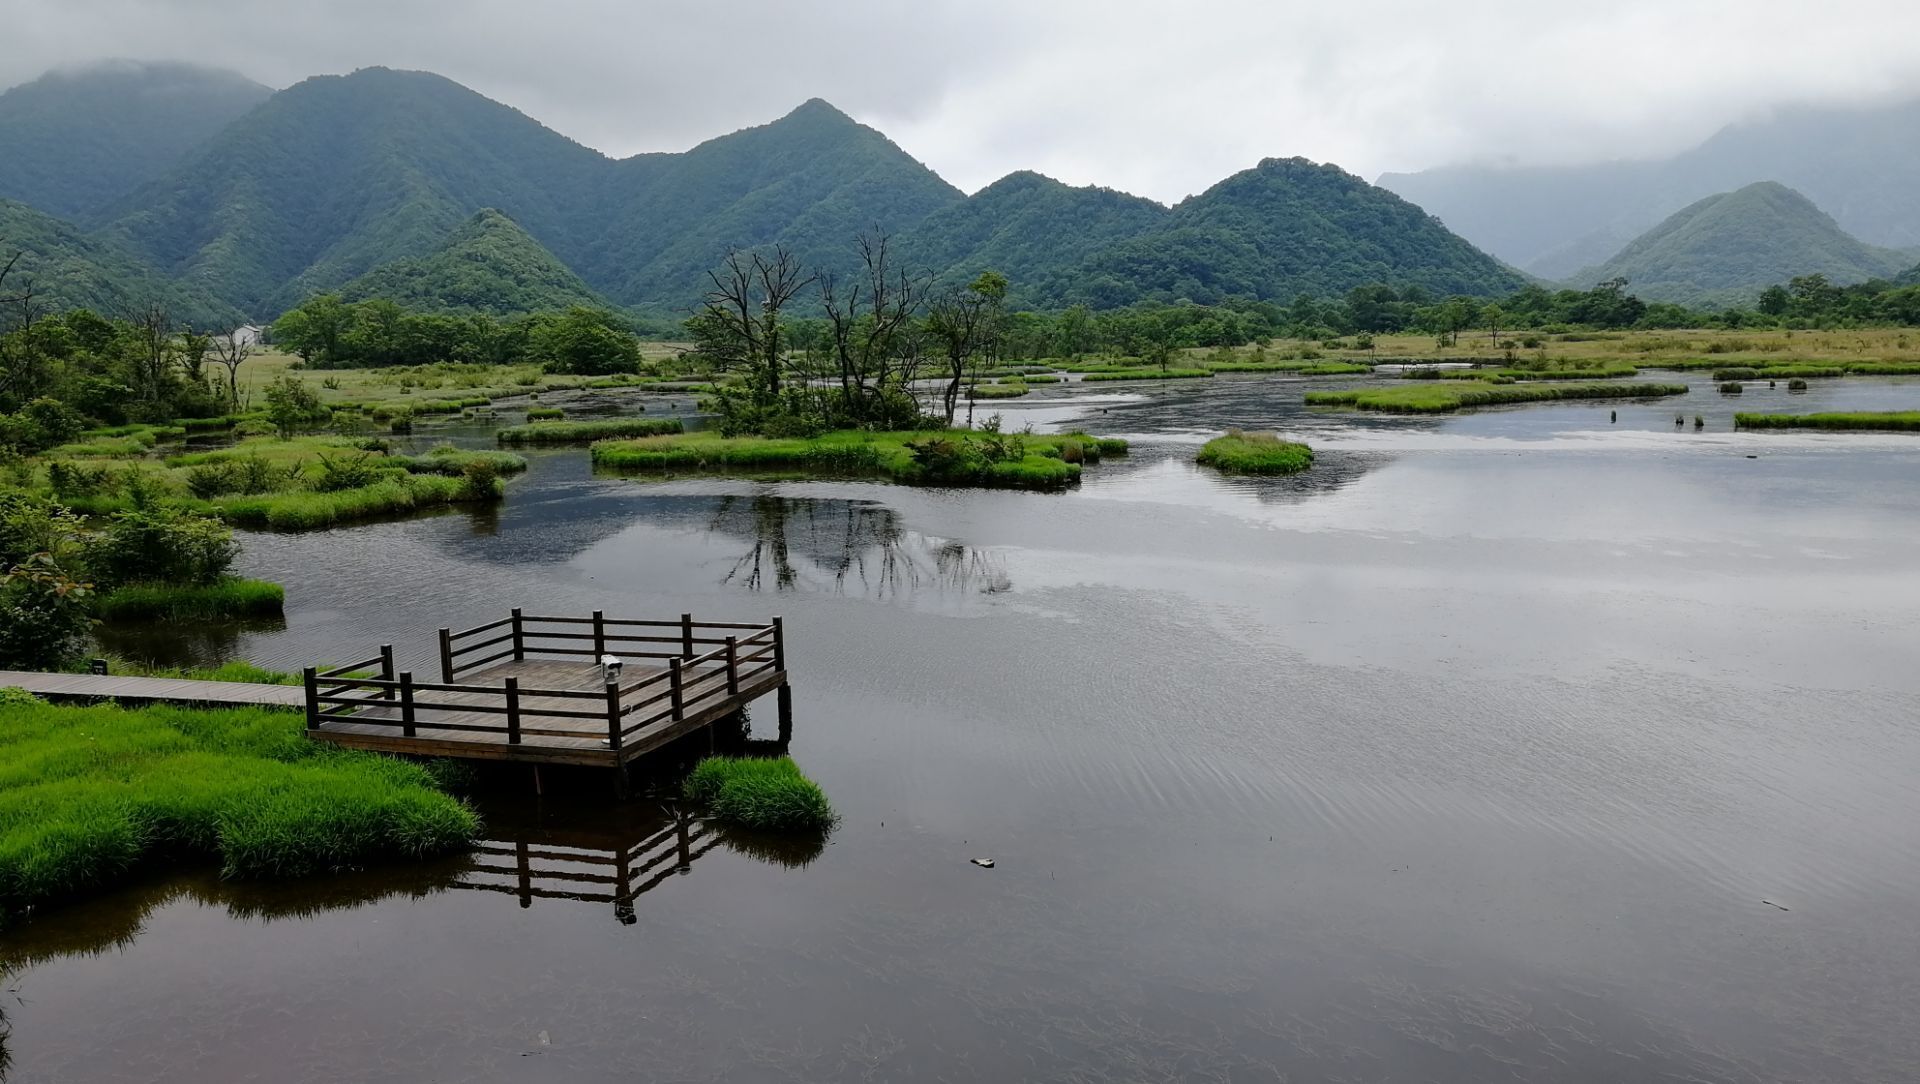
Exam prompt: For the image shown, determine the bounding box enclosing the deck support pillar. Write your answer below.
[592,609,605,660]
[505,677,522,745]
[438,627,454,683]
[378,645,395,700]
[510,608,525,662]
[777,683,793,746]
[302,667,319,730]
[681,612,694,659]
[399,671,417,737]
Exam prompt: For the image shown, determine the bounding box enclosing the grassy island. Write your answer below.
[591,430,1127,490]
[1196,431,1315,474]
[1080,368,1214,382]
[684,755,836,832]
[1305,381,1688,414]
[496,417,684,445]
[1735,411,1920,432]
[0,695,477,926]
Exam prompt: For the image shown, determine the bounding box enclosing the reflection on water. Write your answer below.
[708,494,1009,599]
[92,614,288,670]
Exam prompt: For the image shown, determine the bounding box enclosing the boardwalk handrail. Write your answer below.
[307,612,788,758]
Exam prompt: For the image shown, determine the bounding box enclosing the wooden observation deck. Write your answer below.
[303,610,791,768]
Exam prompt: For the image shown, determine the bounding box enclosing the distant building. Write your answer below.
[229,324,264,348]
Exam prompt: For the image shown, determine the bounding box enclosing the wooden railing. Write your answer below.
[302,612,785,751]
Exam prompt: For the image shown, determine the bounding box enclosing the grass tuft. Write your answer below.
[683,756,836,832]
[497,418,685,445]
[1735,411,1920,432]
[1305,381,1688,414]
[1196,430,1314,474]
[95,577,285,621]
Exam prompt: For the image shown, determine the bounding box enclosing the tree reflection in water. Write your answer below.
[709,495,1008,601]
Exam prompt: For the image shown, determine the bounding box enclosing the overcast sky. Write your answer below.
[7,0,1920,202]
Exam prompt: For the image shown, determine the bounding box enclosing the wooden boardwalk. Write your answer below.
[0,669,304,708]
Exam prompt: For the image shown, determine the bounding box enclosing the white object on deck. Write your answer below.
[600,654,623,683]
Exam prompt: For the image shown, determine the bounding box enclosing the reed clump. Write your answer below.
[1305,382,1688,414]
[497,418,685,445]
[94,577,285,621]
[1195,430,1314,474]
[1735,411,1920,432]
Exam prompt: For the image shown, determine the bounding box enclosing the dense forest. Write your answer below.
[337,209,614,316]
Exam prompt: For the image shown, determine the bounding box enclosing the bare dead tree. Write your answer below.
[212,328,254,408]
[0,249,47,402]
[696,247,814,404]
[819,233,929,425]
[128,304,177,404]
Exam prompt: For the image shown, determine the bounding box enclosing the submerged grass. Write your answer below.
[95,577,285,621]
[0,699,477,925]
[683,755,836,832]
[1735,411,1920,432]
[590,429,1126,490]
[1195,431,1314,474]
[1080,368,1214,382]
[497,417,684,445]
[1305,381,1689,414]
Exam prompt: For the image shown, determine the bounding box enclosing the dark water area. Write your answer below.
[7,370,1920,1081]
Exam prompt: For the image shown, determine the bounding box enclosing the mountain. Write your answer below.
[1379,97,1920,273]
[0,61,271,224]
[578,98,964,311]
[1048,158,1526,307]
[338,209,611,314]
[898,171,1166,299]
[1895,263,1920,287]
[0,199,239,325]
[1574,182,1911,306]
[102,67,610,317]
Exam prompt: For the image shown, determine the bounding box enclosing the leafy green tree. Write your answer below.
[0,553,93,670]
[263,375,329,438]
[529,307,641,375]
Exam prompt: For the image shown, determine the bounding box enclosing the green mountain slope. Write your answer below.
[0,199,239,325]
[1576,182,1911,305]
[581,99,964,310]
[102,67,611,317]
[1897,263,1920,287]
[338,209,611,314]
[1052,158,1525,306]
[900,171,1166,299]
[0,61,271,224]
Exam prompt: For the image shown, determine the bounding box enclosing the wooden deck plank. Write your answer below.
[0,670,305,708]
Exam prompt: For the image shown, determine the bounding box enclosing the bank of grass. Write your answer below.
[969,382,1030,399]
[497,417,684,445]
[1711,365,1847,381]
[213,473,471,530]
[385,447,528,477]
[591,429,1125,490]
[1195,431,1314,474]
[0,698,477,925]
[81,660,301,685]
[95,577,285,621]
[1207,360,1374,374]
[683,755,836,832]
[525,406,566,420]
[1080,368,1214,382]
[1305,381,1689,414]
[1842,362,1920,375]
[1735,411,1920,432]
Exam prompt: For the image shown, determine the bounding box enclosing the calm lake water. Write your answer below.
[8,371,1920,1082]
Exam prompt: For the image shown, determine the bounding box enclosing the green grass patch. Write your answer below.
[1305,381,1689,414]
[969,382,1030,399]
[1713,366,1845,381]
[683,755,836,832]
[385,447,528,476]
[1080,368,1214,382]
[0,699,476,925]
[1735,411,1920,432]
[1196,431,1314,474]
[591,429,1125,490]
[1842,363,1920,375]
[497,418,684,445]
[1209,361,1374,374]
[95,577,285,621]
[525,406,566,420]
[81,660,300,685]
[213,474,472,530]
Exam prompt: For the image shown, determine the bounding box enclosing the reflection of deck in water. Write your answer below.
[454,808,715,923]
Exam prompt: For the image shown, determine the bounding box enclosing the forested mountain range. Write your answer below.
[1572,182,1912,306]
[336,208,613,315]
[0,63,1533,322]
[1378,96,1920,277]
[0,61,271,224]
[0,198,239,325]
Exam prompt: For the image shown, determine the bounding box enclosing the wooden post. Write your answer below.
[725,636,739,695]
[379,644,395,700]
[505,676,522,745]
[777,683,793,746]
[592,609,606,660]
[399,671,417,738]
[771,616,786,672]
[681,612,694,659]
[515,840,532,909]
[302,667,319,730]
[669,657,685,720]
[438,627,454,683]
[604,680,623,753]
[510,607,525,662]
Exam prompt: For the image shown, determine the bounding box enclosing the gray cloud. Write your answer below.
[7,0,1920,201]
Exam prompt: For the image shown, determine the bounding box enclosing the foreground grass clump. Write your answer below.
[1305,381,1688,414]
[1735,411,1920,432]
[591,429,1126,490]
[497,417,683,445]
[1080,367,1214,382]
[0,699,477,925]
[1196,430,1314,474]
[683,755,836,832]
[95,577,285,621]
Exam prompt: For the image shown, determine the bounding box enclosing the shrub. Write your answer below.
[1718,381,1744,394]
[459,459,503,501]
[0,554,94,670]
[87,506,237,588]
[525,406,566,420]
[313,452,390,492]
[683,756,836,832]
[1787,379,1809,391]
